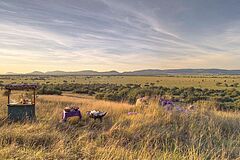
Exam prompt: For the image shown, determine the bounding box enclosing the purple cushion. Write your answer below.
[62,110,82,121]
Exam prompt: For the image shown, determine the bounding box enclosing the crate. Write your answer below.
[8,104,36,121]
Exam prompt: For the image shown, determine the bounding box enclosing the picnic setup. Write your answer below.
[3,83,108,123]
[62,106,82,122]
[2,83,192,123]
[86,110,107,122]
[135,96,195,114]
[3,83,192,124]
[62,107,107,122]
[4,84,38,121]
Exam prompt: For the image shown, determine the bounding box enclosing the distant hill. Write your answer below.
[5,72,21,75]
[164,69,240,75]
[122,69,240,75]
[26,71,45,75]
[45,71,68,75]
[4,69,240,76]
[44,70,119,76]
[122,69,166,76]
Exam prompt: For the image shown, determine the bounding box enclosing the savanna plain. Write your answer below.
[0,75,239,160]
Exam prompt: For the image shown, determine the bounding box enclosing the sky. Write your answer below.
[0,0,240,73]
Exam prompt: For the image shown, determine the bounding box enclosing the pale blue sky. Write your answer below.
[0,0,240,73]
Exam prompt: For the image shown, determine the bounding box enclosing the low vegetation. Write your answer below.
[0,75,239,159]
[0,93,239,159]
[37,83,240,110]
[1,75,240,90]
[1,75,240,110]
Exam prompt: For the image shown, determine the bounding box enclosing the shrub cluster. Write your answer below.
[37,85,62,95]
[37,83,240,110]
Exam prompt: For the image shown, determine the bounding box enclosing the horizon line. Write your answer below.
[2,68,240,75]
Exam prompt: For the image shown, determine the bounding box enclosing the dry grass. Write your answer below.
[1,75,240,90]
[0,92,239,159]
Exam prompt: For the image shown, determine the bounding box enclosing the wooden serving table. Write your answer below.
[5,84,37,121]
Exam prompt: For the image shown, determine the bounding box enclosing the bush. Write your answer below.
[35,83,240,110]
[37,85,62,95]
[95,93,104,100]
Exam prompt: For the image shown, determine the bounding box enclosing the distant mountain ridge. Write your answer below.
[43,70,119,76]
[4,69,240,76]
[122,69,240,75]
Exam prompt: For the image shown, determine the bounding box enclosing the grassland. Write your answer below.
[0,76,240,159]
[1,75,240,90]
[0,90,240,159]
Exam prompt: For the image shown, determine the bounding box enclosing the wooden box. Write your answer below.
[8,104,36,121]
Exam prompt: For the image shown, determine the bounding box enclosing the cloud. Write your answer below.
[0,0,239,73]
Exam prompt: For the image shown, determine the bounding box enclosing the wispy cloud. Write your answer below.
[0,0,239,73]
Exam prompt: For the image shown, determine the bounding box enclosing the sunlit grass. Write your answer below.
[0,92,239,159]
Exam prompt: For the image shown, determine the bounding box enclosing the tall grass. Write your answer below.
[0,93,239,159]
